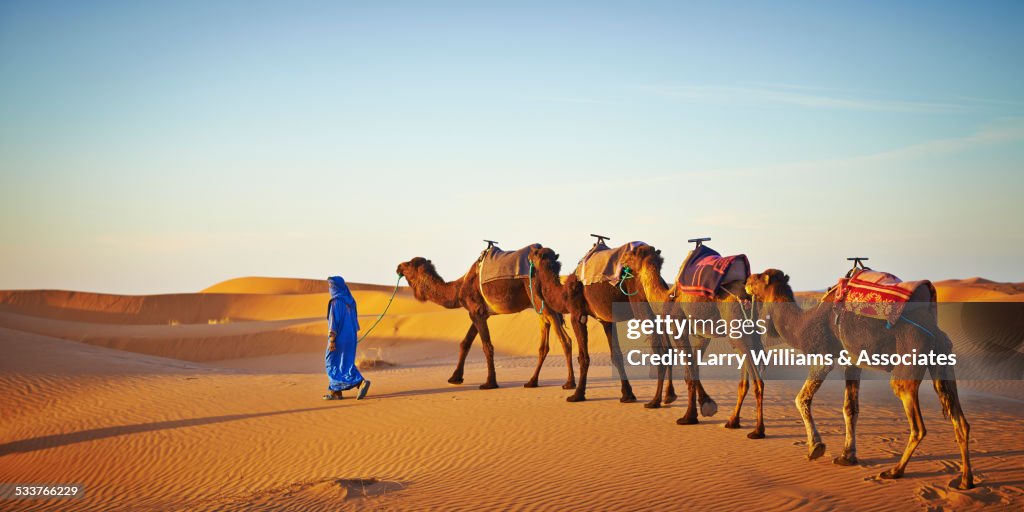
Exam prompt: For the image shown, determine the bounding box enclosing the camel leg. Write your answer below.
[448,323,478,385]
[603,320,636,403]
[550,313,576,390]
[664,365,677,404]
[933,376,973,489]
[645,333,670,409]
[797,363,833,460]
[645,363,667,409]
[524,316,551,388]
[724,334,765,438]
[880,376,926,480]
[677,335,717,425]
[723,371,749,430]
[692,337,717,417]
[747,359,766,439]
[567,313,590,402]
[834,366,862,466]
[472,316,499,389]
[931,333,974,489]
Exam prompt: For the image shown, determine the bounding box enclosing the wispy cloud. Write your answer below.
[641,83,970,113]
[569,118,1024,189]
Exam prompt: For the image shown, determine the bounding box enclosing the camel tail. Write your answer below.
[929,330,961,421]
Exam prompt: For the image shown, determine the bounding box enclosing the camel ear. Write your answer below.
[655,249,661,255]
[783,274,790,284]
[554,253,559,259]
[763,274,771,284]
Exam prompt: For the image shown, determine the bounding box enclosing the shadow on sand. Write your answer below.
[0,405,344,457]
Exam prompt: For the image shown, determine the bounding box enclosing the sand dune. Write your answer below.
[1,276,1022,510]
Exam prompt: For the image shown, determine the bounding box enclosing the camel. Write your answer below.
[619,244,764,438]
[745,269,973,490]
[527,244,677,404]
[396,250,576,390]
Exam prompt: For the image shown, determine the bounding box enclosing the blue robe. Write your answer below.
[326,276,364,391]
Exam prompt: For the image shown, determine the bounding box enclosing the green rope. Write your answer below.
[619,265,639,296]
[528,260,545,314]
[357,274,403,344]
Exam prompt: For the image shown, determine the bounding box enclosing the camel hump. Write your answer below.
[479,243,542,284]
[575,241,647,286]
[674,244,751,299]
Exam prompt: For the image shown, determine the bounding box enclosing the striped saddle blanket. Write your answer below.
[575,241,647,286]
[831,270,936,324]
[674,244,750,299]
[478,244,542,284]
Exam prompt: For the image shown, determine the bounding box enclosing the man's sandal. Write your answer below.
[357,380,371,400]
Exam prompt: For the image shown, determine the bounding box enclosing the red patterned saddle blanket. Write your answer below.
[831,270,936,324]
[674,244,750,299]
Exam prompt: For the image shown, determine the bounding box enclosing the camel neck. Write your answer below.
[764,293,811,351]
[636,262,672,302]
[534,264,569,313]
[408,270,462,309]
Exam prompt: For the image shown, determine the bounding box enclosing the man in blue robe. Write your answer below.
[323,276,370,400]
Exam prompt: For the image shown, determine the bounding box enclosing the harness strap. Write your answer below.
[619,265,639,296]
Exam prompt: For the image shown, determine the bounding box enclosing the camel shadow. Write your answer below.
[0,405,343,457]
[855,448,1024,466]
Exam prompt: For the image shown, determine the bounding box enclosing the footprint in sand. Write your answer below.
[934,459,960,474]
[916,480,1009,510]
[334,478,407,499]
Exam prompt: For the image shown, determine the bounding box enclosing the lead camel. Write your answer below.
[397,251,576,390]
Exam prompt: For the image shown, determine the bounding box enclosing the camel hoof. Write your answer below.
[878,469,901,480]
[747,430,765,439]
[664,393,678,405]
[479,382,499,390]
[832,455,858,466]
[447,377,464,385]
[566,394,586,403]
[723,418,741,429]
[808,442,827,461]
[523,380,539,388]
[700,399,719,418]
[644,401,661,409]
[676,415,699,425]
[955,477,975,490]
[620,395,637,404]
[562,381,577,390]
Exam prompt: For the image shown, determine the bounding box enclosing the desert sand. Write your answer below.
[1,276,1022,511]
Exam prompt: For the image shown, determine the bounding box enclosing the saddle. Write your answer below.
[478,243,542,284]
[831,269,936,324]
[575,241,647,285]
[674,244,750,299]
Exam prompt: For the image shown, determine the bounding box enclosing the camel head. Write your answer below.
[620,243,663,274]
[528,246,562,276]
[746,269,792,302]
[396,257,439,302]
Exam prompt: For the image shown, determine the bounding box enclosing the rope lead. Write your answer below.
[357,274,403,344]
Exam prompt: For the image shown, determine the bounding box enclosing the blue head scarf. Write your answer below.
[328,276,356,307]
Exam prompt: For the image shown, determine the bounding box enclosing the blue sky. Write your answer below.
[2,1,1022,293]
